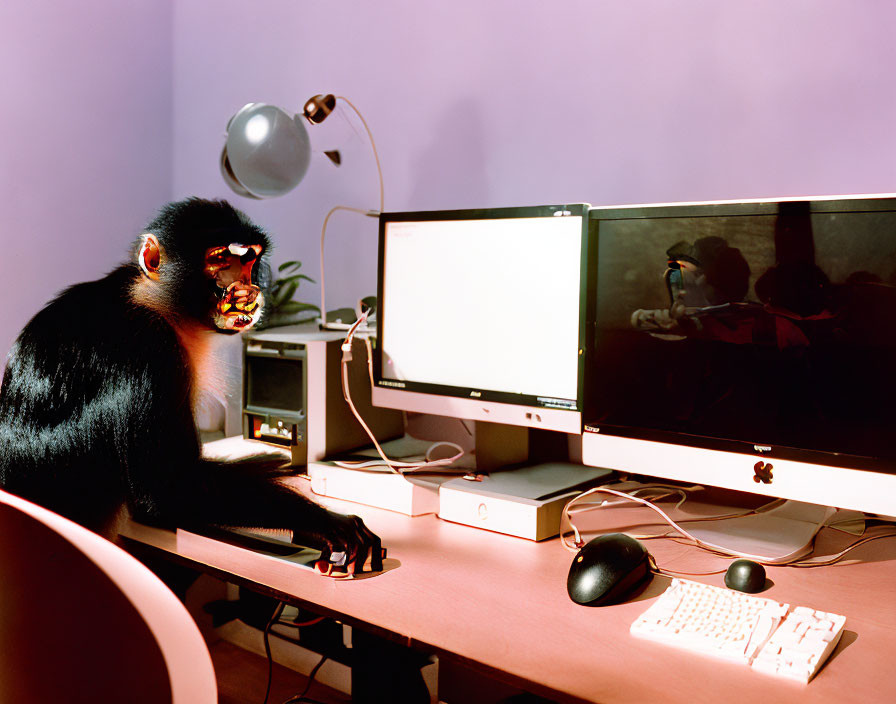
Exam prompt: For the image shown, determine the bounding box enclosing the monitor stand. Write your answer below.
[685,499,845,564]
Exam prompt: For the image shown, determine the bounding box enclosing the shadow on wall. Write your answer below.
[410,97,490,210]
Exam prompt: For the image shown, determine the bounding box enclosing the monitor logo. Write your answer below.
[753,461,774,484]
[470,390,481,398]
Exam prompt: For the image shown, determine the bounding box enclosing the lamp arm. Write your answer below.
[336,96,385,212]
[319,205,380,330]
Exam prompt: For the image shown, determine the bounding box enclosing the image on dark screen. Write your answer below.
[588,201,896,466]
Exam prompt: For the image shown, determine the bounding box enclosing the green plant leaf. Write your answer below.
[259,311,319,329]
[278,260,303,273]
[277,273,315,285]
[360,295,377,316]
[273,280,298,307]
[279,301,321,314]
[326,307,357,323]
[264,258,321,328]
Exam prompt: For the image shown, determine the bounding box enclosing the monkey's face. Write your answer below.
[204,243,265,332]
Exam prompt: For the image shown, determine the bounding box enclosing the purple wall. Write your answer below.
[171,1,896,312]
[5,1,896,366]
[0,1,174,363]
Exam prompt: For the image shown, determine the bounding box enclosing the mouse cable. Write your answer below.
[336,313,465,477]
[642,553,730,579]
[650,564,729,578]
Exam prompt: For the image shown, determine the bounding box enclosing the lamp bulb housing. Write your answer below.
[221,103,311,199]
[303,94,337,125]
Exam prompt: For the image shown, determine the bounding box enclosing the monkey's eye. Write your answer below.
[207,246,228,262]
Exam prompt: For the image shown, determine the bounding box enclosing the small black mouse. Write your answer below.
[724,559,766,593]
[567,533,653,606]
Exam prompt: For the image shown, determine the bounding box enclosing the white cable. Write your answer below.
[318,206,378,331]
[560,486,785,562]
[337,314,465,476]
[316,96,385,331]
[336,96,385,212]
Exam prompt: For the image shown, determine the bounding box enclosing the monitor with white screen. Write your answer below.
[582,194,896,530]
[372,204,592,434]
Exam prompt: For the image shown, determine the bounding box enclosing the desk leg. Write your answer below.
[351,629,432,704]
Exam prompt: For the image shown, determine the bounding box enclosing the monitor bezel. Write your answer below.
[372,204,594,434]
[582,193,896,515]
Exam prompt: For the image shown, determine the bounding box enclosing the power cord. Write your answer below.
[281,654,329,704]
[561,484,896,569]
[262,602,287,704]
[262,603,333,704]
[335,312,466,477]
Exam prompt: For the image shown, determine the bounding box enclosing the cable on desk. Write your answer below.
[335,313,465,476]
[560,485,762,555]
[788,529,896,567]
[561,484,896,570]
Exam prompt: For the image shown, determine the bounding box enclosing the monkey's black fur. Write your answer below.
[0,198,381,571]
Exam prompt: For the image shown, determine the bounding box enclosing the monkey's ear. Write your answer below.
[138,234,162,280]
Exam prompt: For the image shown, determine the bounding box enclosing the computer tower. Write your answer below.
[242,324,403,466]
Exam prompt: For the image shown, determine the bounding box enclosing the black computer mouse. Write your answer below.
[567,533,654,606]
[724,559,766,593]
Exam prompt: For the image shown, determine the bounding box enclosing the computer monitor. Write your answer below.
[582,194,896,525]
[372,204,592,435]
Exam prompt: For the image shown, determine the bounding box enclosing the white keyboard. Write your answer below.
[631,578,845,683]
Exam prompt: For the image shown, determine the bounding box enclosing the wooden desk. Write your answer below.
[120,481,896,704]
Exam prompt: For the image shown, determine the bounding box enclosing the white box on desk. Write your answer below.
[438,463,613,541]
[308,461,451,516]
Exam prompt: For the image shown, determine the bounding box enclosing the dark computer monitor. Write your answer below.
[582,194,896,520]
[372,204,593,434]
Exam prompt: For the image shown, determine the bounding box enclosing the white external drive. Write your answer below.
[438,463,613,540]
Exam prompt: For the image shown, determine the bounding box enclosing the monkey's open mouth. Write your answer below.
[212,282,263,332]
[215,307,259,331]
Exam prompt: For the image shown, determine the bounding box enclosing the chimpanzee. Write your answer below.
[0,198,382,575]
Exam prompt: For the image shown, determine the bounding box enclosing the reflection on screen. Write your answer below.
[589,202,896,462]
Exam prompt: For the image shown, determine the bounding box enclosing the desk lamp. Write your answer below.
[220,94,384,330]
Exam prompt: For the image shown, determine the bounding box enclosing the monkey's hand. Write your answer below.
[296,509,384,578]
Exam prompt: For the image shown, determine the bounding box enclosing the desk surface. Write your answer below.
[120,479,896,704]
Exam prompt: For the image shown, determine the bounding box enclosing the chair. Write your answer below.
[0,489,217,703]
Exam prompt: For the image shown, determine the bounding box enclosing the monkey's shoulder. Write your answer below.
[13,266,182,377]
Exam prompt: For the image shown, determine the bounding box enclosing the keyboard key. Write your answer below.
[630,578,845,682]
[751,608,846,682]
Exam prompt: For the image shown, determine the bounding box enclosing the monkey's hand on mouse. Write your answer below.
[294,509,384,578]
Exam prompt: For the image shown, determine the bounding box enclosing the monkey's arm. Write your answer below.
[149,457,382,572]
[122,337,382,572]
